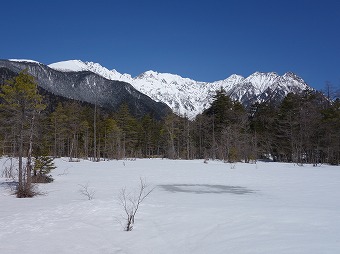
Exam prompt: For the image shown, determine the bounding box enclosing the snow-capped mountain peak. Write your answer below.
[48,60,132,83]
[48,60,311,119]
[226,74,245,82]
[1,59,170,118]
[243,72,279,92]
[9,59,41,64]
[48,60,89,72]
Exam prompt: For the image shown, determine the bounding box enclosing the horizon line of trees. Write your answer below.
[1,71,339,168]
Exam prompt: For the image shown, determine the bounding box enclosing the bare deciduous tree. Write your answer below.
[78,183,95,200]
[117,178,154,231]
[1,157,17,180]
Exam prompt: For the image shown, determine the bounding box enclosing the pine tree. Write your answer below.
[202,88,248,161]
[102,117,122,159]
[32,156,56,183]
[116,103,141,158]
[0,70,45,197]
[320,98,340,165]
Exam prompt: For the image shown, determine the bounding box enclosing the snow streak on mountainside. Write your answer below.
[50,60,310,119]
[1,59,170,119]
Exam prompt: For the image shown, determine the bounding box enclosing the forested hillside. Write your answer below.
[1,72,339,165]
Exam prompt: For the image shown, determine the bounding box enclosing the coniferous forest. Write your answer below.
[1,71,339,167]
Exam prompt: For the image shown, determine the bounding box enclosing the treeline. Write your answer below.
[1,72,340,165]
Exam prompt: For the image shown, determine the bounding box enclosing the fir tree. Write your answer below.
[0,70,45,197]
[32,156,56,183]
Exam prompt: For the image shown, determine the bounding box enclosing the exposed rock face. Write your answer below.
[49,60,311,118]
[0,60,171,119]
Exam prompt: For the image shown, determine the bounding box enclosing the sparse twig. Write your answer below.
[78,183,95,200]
[1,157,18,180]
[57,168,69,176]
[117,177,154,231]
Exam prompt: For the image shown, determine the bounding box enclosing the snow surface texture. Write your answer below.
[1,158,340,254]
[49,60,310,119]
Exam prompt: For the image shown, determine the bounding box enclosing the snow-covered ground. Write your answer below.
[1,158,340,254]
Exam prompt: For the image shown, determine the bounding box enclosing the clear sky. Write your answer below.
[1,0,339,90]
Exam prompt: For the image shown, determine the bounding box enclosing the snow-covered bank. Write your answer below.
[1,158,340,254]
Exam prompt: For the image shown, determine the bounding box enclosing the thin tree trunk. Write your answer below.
[26,113,36,188]
[18,132,23,190]
[93,102,97,161]
[18,113,25,191]
[54,116,57,157]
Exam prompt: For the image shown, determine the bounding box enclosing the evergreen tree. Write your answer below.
[0,70,45,197]
[32,156,56,183]
[204,88,234,130]
[102,117,122,159]
[116,103,141,157]
[320,98,340,164]
[202,89,248,161]
[249,102,278,160]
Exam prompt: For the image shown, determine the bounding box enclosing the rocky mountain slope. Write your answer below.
[0,60,170,119]
[49,60,311,118]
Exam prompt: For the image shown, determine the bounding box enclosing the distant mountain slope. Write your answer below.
[0,60,171,119]
[49,60,311,118]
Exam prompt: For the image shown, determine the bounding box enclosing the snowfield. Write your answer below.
[1,158,340,254]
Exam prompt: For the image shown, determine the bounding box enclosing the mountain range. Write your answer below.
[1,59,311,119]
[0,59,170,119]
[49,60,311,118]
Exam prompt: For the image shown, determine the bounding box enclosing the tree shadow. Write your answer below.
[0,181,18,192]
[159,184,255,195]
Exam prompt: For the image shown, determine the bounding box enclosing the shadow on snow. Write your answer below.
[159,184,255,195]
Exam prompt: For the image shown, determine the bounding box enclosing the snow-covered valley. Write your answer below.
[1,158,340,254]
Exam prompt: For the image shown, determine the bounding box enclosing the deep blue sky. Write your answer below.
[1,0,339,90]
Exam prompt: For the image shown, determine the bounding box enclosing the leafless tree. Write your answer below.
[1,157,17,179]
[117,178,154,231]
[78,183,95,200]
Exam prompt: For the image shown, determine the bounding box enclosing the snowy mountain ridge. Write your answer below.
[4,59,298,118]
[49,60,310,118]
[2,59,170,118]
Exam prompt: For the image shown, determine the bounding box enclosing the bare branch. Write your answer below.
[117,177,154,231]
[78,183,95,200]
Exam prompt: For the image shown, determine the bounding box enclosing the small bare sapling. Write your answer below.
[1,157,17,180]
[118,178,154,231]
[78,183,95,200]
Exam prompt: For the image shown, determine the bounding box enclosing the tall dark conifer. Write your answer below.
[0,70,45,197]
